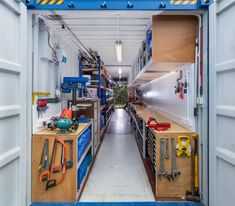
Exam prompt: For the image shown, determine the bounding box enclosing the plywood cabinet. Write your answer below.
[129,103,195,199]
[154,132,194,199]
[129,15,198,87]
[31,122,93,202]
[152,15,197,63]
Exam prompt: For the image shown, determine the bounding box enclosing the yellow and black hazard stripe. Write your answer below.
[36,0,64,5]
[170,0,197,5]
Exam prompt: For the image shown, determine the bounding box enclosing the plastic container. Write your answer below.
[77,157,88,188]
[77,128,91,161]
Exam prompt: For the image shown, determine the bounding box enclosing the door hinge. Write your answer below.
[196,97,203,105]
[194,107,198,117]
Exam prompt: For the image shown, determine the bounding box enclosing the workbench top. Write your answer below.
[129,103,192,134]
[34,122,91,137]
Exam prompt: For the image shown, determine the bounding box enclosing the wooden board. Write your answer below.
[155,133,194,198]
[31,135,77,202]
[34,123,89,136]
[130,103,192,134]
[152,15,197,63]
[32,122,91,202]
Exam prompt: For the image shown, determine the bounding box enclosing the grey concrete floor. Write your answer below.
[80,109,155,202]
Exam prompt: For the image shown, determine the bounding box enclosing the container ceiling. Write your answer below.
[43,11,161,80]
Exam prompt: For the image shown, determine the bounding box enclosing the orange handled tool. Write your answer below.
[46,137,68,191]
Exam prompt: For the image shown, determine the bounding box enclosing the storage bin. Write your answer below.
[78,128,91,161]
[77,157,88,188]
[86,154,93,166]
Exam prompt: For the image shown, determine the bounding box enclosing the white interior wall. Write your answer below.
[32,18,79,133]
[140,64,195,130]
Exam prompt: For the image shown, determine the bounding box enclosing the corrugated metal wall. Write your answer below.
[209,1,235,205]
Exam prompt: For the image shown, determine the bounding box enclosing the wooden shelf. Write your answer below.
[87,85,113,92]
[106,114,112,125]
[129,59,190,87]
[100,105,106,111]
[101,68,113,84]
[106,104,113,114]
[101,85,113,92]
[77,141,92,170]
[129,15,197,87]
[100,126,105,137]
[106,97,114,102]
[87,85,98,88]
[82,68,98,72]
[35,122,91,136]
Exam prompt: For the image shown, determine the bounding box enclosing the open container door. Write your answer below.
[209,0,235,205]
[0,1,28,206]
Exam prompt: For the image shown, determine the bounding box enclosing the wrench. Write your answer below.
[165,138,170,160]
[168,137,181,181]
[158,138,168,178]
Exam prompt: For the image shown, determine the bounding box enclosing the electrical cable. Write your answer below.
[46,29,59,64]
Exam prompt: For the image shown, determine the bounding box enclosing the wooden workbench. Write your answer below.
[31,122,93,203]
[130,103,192,134]
[129,103,194,199]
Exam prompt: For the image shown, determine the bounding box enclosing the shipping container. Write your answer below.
[0,0,234,206]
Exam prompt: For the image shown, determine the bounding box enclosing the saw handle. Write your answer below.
[46,179,56,191]
[39,170,49,183]
[46,137,68,191]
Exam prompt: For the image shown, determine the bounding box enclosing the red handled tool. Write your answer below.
[147,117,171,131]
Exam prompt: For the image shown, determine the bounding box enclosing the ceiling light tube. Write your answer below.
[118,68,122,75]
[115,41,122,63]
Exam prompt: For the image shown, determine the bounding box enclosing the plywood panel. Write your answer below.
[152,15,197,63]
[35,123,89,136]
[31,135,77,202]
[129,103,194,198]
[130,103,192,134]
[155,133,194,198]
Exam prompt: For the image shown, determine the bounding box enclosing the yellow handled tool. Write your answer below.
[186,133,200,201]
[192,133,199,193]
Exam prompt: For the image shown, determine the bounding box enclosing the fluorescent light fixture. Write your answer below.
[118,68,122,75]
[115,41,122,62]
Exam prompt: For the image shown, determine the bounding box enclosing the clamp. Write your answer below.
[147,117,171,131]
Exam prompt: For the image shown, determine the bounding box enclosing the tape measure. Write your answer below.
[176,136,191,157]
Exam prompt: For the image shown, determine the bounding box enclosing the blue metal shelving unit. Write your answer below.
[79,54,113,130]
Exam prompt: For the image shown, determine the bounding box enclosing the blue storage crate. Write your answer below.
[84,128,91,147]
[77,157,88,188]
[77,128,91,161]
